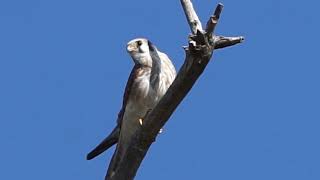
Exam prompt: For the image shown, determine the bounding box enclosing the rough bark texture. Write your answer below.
[107,1,244,180]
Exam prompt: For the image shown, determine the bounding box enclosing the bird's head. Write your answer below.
[127,38,155,67]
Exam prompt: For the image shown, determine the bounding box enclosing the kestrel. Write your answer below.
[87,38,176,178]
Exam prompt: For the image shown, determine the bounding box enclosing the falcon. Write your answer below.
[87,38,176,178]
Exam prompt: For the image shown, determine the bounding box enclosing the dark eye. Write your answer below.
[137,41,142,46]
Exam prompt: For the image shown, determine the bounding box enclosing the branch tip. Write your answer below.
[214,36,245,49]
[180,0,203,34]
[214,3,224,18]
[205,3,224,34]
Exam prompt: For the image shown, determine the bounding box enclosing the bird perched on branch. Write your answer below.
[87,38,176,178]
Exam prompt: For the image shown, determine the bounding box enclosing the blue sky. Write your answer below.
[0,0,319,179]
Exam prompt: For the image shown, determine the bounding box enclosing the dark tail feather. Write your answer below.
[86,126,120,160]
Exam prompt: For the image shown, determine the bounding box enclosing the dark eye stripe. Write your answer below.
[148,40,155,51]
[137,41,142,46]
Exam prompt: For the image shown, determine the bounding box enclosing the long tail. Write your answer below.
[86,126,120,160]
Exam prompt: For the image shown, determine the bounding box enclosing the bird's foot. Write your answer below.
[138,109,153,126]
[138,118,143,126]
[159,128,163,134]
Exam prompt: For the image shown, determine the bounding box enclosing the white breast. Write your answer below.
[120,50,176,147]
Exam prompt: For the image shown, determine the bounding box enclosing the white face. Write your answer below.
[127,38,152,66]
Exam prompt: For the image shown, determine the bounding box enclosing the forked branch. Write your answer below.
[107,1,244,180]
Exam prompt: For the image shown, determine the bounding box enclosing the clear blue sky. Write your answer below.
[1,0,319,179]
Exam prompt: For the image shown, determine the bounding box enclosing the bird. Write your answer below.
[86,38,176,179]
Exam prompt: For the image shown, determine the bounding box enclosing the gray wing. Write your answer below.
[86,64,140,160]
[106,64,145,179]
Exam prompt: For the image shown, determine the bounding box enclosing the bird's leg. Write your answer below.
[159,128,163,134]
[138,109,164,134]
[138,109,152,126]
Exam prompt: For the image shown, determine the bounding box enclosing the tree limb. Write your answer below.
[215,36,244,49]
[180,0,203,34]
[206,3,223,35]
[107,1,244,180]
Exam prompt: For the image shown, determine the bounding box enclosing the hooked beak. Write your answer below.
[127,44,135,52]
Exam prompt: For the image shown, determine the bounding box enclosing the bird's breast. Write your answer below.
[130,68,159,107]
[122,59,176,128]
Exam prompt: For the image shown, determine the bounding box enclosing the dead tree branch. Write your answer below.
[107,1,244,179]
[180,0,203,34]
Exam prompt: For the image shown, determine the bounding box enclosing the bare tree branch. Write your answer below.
[106,1,244,180]
[206,3,223,35]
[180,0,203,34]
[215,36,244,49]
